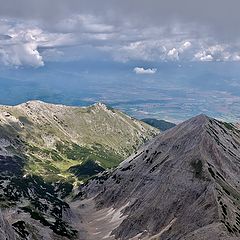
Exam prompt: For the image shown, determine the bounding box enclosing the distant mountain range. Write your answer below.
[0,102,240,239]
[141,118,176,131]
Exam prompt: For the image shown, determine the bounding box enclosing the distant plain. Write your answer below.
[1,61,240,123]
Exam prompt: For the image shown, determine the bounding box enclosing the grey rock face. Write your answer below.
[76,114,240,239]
[0,210,16,240]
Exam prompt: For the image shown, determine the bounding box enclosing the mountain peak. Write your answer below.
[193,113,209,120]
[185,113,210,125]
[92,102,110,110]
[76,115,240,240]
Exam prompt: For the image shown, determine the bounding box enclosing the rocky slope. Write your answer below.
[0,100,158,182]
[73,114,240,240]
[1,104,240,240]
[0,101,158,239]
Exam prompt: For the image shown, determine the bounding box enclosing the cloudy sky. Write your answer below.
[0,1,240,122]
[1,0,240,67]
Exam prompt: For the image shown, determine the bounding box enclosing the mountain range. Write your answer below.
[0,102,240,239]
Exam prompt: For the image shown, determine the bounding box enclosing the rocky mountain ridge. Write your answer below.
[0,101,159,240]
[0,100,158,182]
[73,114,240,240]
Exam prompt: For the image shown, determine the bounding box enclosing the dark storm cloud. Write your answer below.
[0,0,239,39]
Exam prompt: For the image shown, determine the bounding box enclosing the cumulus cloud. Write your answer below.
[0,42,44,67]
[194,51,213,62]
[134,67,157,74]
[232,54,240,61]
[1,18,240,68]
[182,41,192,49]
[0,26,45,67]
[193,44,240,62]
[0,21,77,67]
[0,15,116,67]
[1,5,240,68]
[167,48,179,60]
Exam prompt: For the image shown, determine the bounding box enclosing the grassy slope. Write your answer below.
[0,101,159,182]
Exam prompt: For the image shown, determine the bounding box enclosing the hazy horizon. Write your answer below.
[1,0,240,123]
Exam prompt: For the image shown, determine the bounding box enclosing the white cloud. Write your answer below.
[232,54,240,61]
[133,67,157,74]
[0,25,44,67]
[107,40,165,62]
[194,51,213,61]
[179,41,192,53]
[167,48,179,60]
[0,42,44,67]
[0,21,75,67]
[182,41,192,49]
[201,54,213,61]
[193,44,240,62]
[1,16,240,67]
